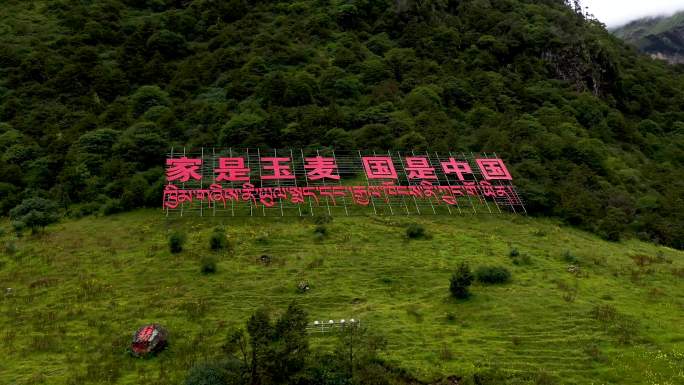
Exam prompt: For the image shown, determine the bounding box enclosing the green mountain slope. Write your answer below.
[0,0,683,250]
[0,211,682,384]
[613,11,684,64]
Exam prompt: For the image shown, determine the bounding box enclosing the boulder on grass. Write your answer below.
[131,324,168,357]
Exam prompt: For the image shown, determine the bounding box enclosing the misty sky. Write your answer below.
[582,0,684,27]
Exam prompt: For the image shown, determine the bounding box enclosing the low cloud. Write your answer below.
[582,0,684,27]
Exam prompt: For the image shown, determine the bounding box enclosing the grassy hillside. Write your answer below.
[1,210,682,384]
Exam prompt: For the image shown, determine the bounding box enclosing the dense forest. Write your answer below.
[0,0,683,248]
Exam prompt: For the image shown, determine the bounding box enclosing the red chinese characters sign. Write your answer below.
[163,149,525,217]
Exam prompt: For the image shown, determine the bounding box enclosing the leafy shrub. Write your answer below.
[9,198,60,232]
[475,266,512,284]
[201,256,217,274]
[169,232,185,254]
[450,262,473,299]
[406,223,426,239]
[209,228,228,251]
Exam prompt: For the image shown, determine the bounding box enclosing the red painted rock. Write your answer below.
[131,324,168,357]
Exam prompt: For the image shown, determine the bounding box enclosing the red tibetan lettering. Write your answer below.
[261,157,295,180]
[215,157,250,182]
[166,157,202,182]
[362,156,397,179]
[476,158,512,180]
[304,157,340,180]
[404,157,437,180]
[440,158,472,181]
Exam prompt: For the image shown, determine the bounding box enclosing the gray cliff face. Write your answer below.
[613,12,684,64]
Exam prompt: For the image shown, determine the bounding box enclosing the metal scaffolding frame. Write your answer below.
[163,148,526,217]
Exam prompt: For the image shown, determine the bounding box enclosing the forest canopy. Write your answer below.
[0,0,683,248]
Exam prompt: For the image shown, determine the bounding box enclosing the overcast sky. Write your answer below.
[582,0,684,27]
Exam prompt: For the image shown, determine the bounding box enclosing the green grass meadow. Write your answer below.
[0,210,683,384]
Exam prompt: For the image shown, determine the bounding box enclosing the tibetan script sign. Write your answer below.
[163,148,525,217]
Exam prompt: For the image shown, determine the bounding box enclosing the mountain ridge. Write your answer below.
[612,11,684,64]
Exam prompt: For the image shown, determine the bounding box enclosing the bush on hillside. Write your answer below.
[9,198,60,233]
[475,266,512,284]
[169,231,185,254]
[450,262,473,299]
[406,223,426,239]
[209,228,228,251]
